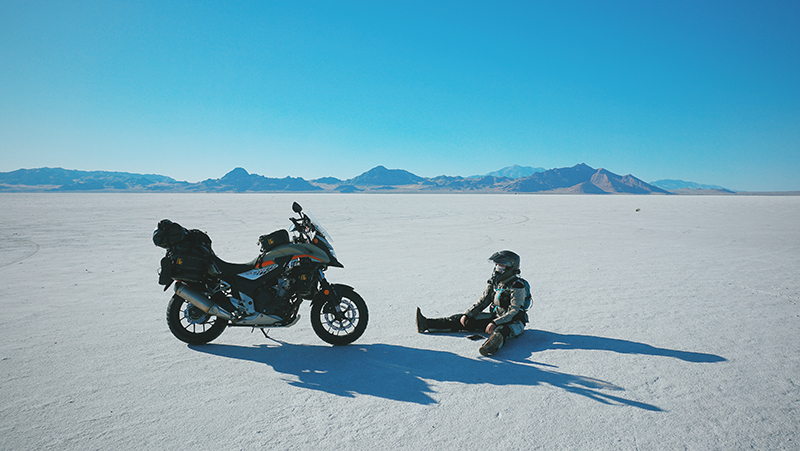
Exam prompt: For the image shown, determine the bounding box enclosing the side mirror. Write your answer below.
[292,202,303,213]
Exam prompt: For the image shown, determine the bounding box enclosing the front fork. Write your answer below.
[314,270,345,319]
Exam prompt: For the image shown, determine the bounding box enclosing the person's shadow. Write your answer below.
[521,330,727,363]
[191,330,725,411]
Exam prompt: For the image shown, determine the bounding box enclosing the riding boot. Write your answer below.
[416,308,428,333]
[479,332,504,355]
[416,308,461,333]
[479,325,511,356]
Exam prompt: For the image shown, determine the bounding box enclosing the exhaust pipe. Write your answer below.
[174,284,233,320]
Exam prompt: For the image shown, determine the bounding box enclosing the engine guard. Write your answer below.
[229,313,290,327]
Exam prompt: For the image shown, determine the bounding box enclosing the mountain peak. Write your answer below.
[347,166,425,186]
[223,167,249,178]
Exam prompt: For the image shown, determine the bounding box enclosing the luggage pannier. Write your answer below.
[153,220,213,284]
[170,242,210,283]
[158,256,173,286]
[259,229,290,252]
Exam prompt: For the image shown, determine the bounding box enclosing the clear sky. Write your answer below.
[1,1,798,191]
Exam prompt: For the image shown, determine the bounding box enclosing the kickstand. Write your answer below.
[251,327,283,344]
[257,327,284,344]
[250,326,270,337]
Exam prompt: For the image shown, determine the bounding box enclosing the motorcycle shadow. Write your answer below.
[189,329,724,410]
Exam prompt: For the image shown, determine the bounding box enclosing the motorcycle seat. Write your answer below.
[210,254,259,277]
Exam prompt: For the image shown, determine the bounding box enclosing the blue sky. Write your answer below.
[1,1,798,191]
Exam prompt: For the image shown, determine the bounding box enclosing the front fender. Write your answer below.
[311,283,353,308]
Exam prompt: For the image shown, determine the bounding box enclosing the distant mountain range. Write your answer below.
[0,164,734,194]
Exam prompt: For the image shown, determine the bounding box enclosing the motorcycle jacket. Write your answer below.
[465,276,531,326]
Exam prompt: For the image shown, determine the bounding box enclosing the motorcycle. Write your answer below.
[153,202,368,346]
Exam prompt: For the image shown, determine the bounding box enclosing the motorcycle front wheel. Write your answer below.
[166,294,228,345]
[310,285,368,346]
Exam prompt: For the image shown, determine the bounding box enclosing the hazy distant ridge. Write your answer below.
[479,164,546,178]
[650,179,732,191]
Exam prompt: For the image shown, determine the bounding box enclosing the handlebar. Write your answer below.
[289,213,315,243]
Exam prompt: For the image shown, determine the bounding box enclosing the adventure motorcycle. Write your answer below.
[153,202,368,346]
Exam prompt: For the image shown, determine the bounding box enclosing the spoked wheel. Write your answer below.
[310,285,368,346]
[166,294,228,345]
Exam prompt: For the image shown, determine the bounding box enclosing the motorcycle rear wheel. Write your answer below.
[311,285,368,346]
[166,294,228,345]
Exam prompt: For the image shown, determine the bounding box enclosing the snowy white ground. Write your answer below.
[0,193,798,450]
